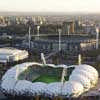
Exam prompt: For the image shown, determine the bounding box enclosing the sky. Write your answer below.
[0,0,100,13]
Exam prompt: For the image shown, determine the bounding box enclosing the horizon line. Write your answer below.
[0,11,100,16]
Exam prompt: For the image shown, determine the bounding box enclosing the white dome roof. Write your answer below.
[75,64,98,78]
[69,74,91,91]
[71,69,98,87]
[1,78,17,94]
[0,47,28,63]
[44,82,63,97]
[0,63,99,98]
[62,81,84,97]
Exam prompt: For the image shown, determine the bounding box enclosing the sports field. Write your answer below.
[18,66,72,83]
[34,74,61,83]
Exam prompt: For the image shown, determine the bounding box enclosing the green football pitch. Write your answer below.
[18,66,70,83]
[34,75,61,83]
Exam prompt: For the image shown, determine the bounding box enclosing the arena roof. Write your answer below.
[0,47,26,55]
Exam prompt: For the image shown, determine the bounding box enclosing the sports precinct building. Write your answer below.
[29,37,97,54]
[0,47,28,63]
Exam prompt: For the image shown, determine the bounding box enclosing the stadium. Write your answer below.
[0,62,98,100]
[0,47,28,63]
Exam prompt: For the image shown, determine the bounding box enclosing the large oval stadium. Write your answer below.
[0,63,98,100]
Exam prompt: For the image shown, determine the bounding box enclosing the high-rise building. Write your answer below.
[62,21,75,34]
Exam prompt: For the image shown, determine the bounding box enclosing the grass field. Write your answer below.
[18,66,71,83]
[34,74,61,83]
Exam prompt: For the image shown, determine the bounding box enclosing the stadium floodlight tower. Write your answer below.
[58,28,62,51]
[37,25,40,40]
[68,25,70,35]
[28,26,31,49]
[15,66,19,80]
[96,27,99,49]
[78,54,82,65]
[41,53,46,65]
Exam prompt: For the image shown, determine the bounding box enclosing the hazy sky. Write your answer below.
[0,0,100,13]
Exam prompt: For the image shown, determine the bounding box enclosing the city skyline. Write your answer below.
[0,0,100,13]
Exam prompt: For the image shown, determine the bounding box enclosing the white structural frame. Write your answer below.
[78,54,82,65]
[67,25,70,35]
[28,26,31,49]
[96,27,99,49]
[37,25,40,40]
[41,53,46,65]
[58,29,62,51]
